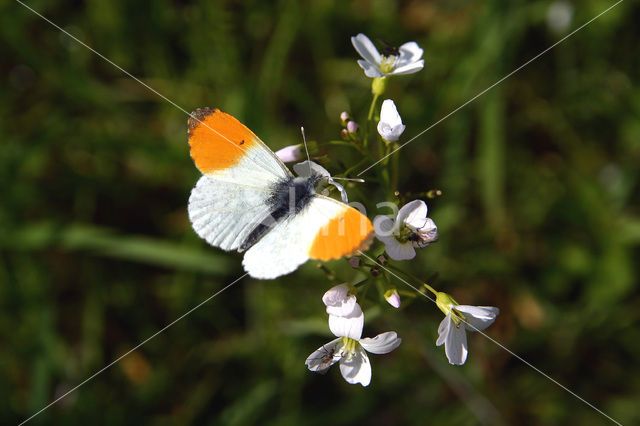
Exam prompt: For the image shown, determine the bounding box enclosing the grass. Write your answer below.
[1,0,639,424]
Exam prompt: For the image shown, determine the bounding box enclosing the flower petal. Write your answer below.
[456,305,499,332]
[360,331,402,354]
[329,307,363,340]
[377,100,405,141]
[293,160,329,178]
[445,321,468,365]
[305,337,344,373]
[436,313,451,346]
[325,296,358,317]
[377,122,393,141]
[397,41,423,65]
[275,145,302,163]
[377,123,406,142]
[322,284,350,306]
[437,313,469,365]
[323,284,359,317]
[389,124,406,141]
[339,345,372,386]
[397,200,427,229]
[417,217,437,235]
[373,215,395,239]
[384,240,416,261]
[351,33,382,66]
[404,202,428,230]
[411,218,438,248]
[388,60,424,76]
[357,59,384,78]
[379,99,403,128]
[376,233,397,247]
[384,289,401,309]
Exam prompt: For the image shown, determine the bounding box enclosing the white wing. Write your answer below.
[242,195,374,279]
[188,128,292,251]
[188,175,274,251]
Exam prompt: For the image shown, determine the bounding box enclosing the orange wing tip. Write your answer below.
[308,208,375,261]
[188,108,258,174]
[188,107,218,134]
[352,228,375,254]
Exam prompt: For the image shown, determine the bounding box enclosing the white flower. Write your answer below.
[436,297,499,365]
[351,33,424,78]
[307,284,401,386]
[275,144,302,163]
[373,200,438,261]
[293,160,348,203]
[305,318,401,386]
[377,100,405,142]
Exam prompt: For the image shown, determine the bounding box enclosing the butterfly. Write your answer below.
[187,108,374,279]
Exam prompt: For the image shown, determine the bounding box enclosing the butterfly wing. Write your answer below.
[187,108,292,251]
[242,195,374,279]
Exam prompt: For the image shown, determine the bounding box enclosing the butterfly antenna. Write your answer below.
[332,177,365,183]
[300,126,312,175]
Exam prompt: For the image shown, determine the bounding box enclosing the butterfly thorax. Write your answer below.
[267,175,319,215]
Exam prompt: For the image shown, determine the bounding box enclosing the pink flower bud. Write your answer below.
[347,121,359,133]
[384,289,401,309]
[340,111,350,124]
[275,145,302,163]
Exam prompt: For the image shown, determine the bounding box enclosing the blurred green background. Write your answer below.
[2,0,639,424]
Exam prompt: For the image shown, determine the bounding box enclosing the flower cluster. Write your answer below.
[303,33,500,385]
[306,284,401,386]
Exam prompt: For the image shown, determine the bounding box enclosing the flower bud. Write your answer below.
[340,129,349,140]
[340,111,350,125]
[347,121,359,133]
[275,144,302,163]
[384,289,401,309]
[377,99,405,142]
[348,257,361,268]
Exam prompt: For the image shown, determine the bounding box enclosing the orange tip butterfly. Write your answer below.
[187,108,374,279]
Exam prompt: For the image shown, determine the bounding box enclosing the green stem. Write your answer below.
[368,93,380,122]
[390,141,399,192]
[364,93,380,149]
[337,157,369,178]
[422,283,438,297]
[384,263,439,298]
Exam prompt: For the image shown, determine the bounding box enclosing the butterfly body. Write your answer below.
[239,174,319,252]
[187,108,374,279]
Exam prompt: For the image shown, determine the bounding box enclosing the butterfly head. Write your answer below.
[293,161,349,203]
